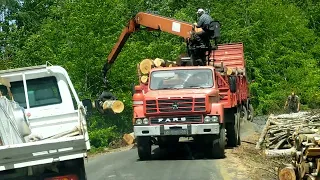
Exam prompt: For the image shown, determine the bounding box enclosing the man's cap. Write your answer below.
[197,9,205,14]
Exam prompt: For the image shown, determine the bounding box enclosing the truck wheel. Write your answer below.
[137,136,152,160]
[247,104,254,122]
[240,105,248,124]
[206,127,225,159]
[229,76,237,93]
[226,113,240,147]
[236,112,241,146]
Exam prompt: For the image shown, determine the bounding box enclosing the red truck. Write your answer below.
[97,12,253,160]
[132,43,252,159]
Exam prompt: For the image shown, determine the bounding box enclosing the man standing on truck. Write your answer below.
[193,8,215,46]
[284,92,300,113]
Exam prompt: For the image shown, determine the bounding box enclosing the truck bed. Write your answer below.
[0,135,87,171]
[211,43,245,69]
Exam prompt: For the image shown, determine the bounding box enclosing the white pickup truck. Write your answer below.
[0,64,91,180]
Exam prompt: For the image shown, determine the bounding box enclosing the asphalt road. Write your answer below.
[85,142,248,180]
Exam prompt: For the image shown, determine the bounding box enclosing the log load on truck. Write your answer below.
[0,64,91,180]
[90,12,254,160]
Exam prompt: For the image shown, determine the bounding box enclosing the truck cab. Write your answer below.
[133,66,226,160]
[0,64,90,180]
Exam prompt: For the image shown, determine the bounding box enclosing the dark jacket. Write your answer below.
[196,13,214,31]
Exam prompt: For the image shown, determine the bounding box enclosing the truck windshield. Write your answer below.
[0,76,62,108]
[150,69,214,90]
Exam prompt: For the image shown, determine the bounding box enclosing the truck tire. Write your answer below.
[205,127,225,159]
[241,105,248,124]
[229,76,237,93]
[247,104,254,122]
[226,112,240,147]
[137,136,152,160]
[236,112,241,146]
[212,127,226,158]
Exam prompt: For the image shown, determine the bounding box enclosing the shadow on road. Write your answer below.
[134,141,233,161]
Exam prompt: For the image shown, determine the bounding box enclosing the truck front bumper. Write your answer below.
[134,123,220,136]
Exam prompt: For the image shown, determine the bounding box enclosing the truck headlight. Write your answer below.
[204,116,211,122]
[143,118,149,124]
[211,116,219,122]
[136,119,142,125]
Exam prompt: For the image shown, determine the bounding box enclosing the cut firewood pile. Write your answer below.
[255,111,320,179]
[256,112,320,152]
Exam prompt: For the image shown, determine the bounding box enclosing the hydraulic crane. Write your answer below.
[96,12,220,113]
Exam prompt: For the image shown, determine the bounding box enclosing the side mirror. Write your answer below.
[82,99,93,113]
[135,85,143,91]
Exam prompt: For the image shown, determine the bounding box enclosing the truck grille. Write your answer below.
[150,115,202,124]
[145,97,206,114]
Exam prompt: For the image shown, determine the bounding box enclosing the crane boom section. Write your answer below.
[107,12,194,64]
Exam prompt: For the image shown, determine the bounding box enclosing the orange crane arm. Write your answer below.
[106,12,195,64]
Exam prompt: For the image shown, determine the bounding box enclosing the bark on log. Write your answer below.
[265,148,296,157]
[102,100,125,113]
[139,59,154,74]
[165,61,177,67]
[275,138,288,149]
[123,132,135,145]
[305,174,316,180]
[256,116,272,149]
[278,164,297,180]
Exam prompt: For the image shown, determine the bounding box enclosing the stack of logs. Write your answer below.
[209,62,246,76]
[255,111,320,180]
[138,58,177,84]
[137,58,247,83]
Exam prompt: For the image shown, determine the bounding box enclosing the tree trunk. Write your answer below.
[102,100,124,113]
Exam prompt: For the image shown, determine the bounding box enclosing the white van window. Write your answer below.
[0,76,62,108]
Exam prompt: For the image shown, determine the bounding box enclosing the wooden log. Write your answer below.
[154,58,165,67]
[278,164,297,180]
[140,75,148,84]
[256,116,272,149]
[305,147,320,157]
[46,126,80,139]
[139,59,154,74]
[165,61,177,67]
[102,100,124,113]
[123,132,135,145]
[265,148,296,157]
[305,174,316,180]
[226,67,245,75]
[269,129,283,135]
[275,138,288,149]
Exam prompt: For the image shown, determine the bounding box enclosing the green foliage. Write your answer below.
[88,125,118,148]
[1,0,320,148]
